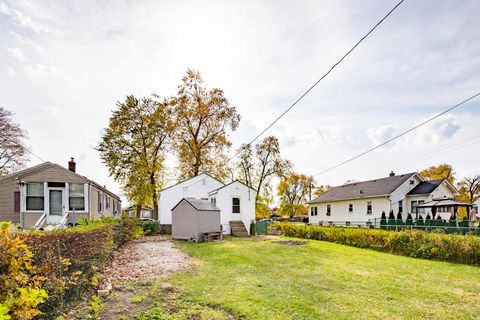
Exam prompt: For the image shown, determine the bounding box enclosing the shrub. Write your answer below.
[141,221,159,236]
[406,214,413,227]
[250,221,257,236]
[380,211,387,230]
[0,223,48,320]
[274,223,480,266]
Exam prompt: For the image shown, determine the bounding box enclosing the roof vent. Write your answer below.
[389,171,395,177]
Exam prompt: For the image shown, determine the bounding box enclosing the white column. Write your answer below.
[44,182,49,216]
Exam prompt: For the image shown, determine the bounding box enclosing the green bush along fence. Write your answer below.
[271,223,480,266]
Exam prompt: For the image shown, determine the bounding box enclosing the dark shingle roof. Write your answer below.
[309,172,417,203]
[407,179,443,195]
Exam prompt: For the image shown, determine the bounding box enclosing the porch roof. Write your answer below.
[416,198,473,208]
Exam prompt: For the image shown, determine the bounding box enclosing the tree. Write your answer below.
[313,185,333,198]
[456,175,480,203]
[97,95,172,219]
[0,107,28,176]
[171,69,240,181]
[419,163,455,184]
[236,136,291,203]
[277,172,314,217]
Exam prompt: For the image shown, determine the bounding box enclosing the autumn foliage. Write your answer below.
[0,217,139,319]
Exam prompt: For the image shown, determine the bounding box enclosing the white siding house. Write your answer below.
[208,181,256,234]
[308,171,459,225]
[158,173,256,235]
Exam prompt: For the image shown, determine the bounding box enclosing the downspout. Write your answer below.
[88,183,92,220]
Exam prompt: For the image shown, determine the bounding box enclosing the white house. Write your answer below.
[158,173,256,235]
[308,171,459,226]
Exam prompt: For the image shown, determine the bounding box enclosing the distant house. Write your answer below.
[158,173,256,235]
[125,206,154,219]
[0,158,121,229]
[308,171,459,225]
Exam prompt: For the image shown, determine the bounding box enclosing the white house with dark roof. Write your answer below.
[308,171,459,225]
[158,173,256,235]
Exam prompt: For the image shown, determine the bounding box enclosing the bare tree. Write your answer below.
[0,107,28,175]
[457,175,480,203]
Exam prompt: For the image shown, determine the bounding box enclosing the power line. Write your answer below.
[20,145,46,163]
[313,91,480,177]
[231,0,406,160]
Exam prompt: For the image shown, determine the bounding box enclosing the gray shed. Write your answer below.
[171,198,221,242]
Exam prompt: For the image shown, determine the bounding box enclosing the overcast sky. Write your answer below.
[1,0,479,204]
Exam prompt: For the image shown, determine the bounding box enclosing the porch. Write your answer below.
[19,181,89,229]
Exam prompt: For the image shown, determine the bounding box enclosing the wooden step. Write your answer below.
[229,220,249,237]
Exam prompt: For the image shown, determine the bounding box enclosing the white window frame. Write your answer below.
[25,182,46,212]
[348,203,353,213]
[232,196,241,214]
[326,204,331,216]
[367,201,372,214]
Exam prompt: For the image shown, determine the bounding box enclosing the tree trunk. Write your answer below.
[150,172,159,221]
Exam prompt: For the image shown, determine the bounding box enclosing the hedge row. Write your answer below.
[272,223,480,266]
[1,216,140,319]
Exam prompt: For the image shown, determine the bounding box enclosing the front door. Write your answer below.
[49,189,64,217]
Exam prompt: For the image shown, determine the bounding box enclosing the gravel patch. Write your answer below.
[104,236,192,284]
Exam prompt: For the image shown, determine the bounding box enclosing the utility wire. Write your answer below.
[231,0,406,160]
[313,91,480,177]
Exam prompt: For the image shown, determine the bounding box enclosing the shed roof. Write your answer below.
[172,198,220,212]
[309,172,417,203]
[407,179,443,195]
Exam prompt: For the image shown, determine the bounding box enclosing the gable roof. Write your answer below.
[159,172,224,193]
[208,180,257,195]
[309,172,417,203]
[0,162,121,200]
[171,198,220,211]
[407,179,444,195]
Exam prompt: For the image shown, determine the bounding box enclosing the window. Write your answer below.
[367,201,372,214]
[310,207,318,216]
[232,197,240,213]
[326,204,331,216]
[26,182,44,211]
[399,200,403,213]
[69,184,85,211]
[106,195,110,210]
[411,200,425,214]
[418,200,425,213]
[98,191,103,212]
[211,198,217,206]
[348,204,353,212]
[141,209,152,218]
[409,180,415,185]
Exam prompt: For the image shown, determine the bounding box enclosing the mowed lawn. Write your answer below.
[172,237,480,320]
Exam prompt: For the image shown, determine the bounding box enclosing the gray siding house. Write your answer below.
[171,198,220,242]
[0,158,121,229]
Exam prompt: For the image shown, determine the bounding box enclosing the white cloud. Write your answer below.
[367,125,399,147]
[7,46,27,62]
[23,64,60,80]
[6,66,17,77]
[0,2,49,33]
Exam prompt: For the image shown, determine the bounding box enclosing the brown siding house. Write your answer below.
[0,158,121,228]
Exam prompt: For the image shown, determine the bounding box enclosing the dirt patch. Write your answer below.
[272,240,309,246]
[104,236,192,285]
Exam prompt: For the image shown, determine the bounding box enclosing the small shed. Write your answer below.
[171,198,221,242]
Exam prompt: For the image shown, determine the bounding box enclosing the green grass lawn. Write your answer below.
[171,236,480,320]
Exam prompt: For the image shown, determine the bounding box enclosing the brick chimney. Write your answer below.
[68,157,76,173]
[389,171,395,177]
